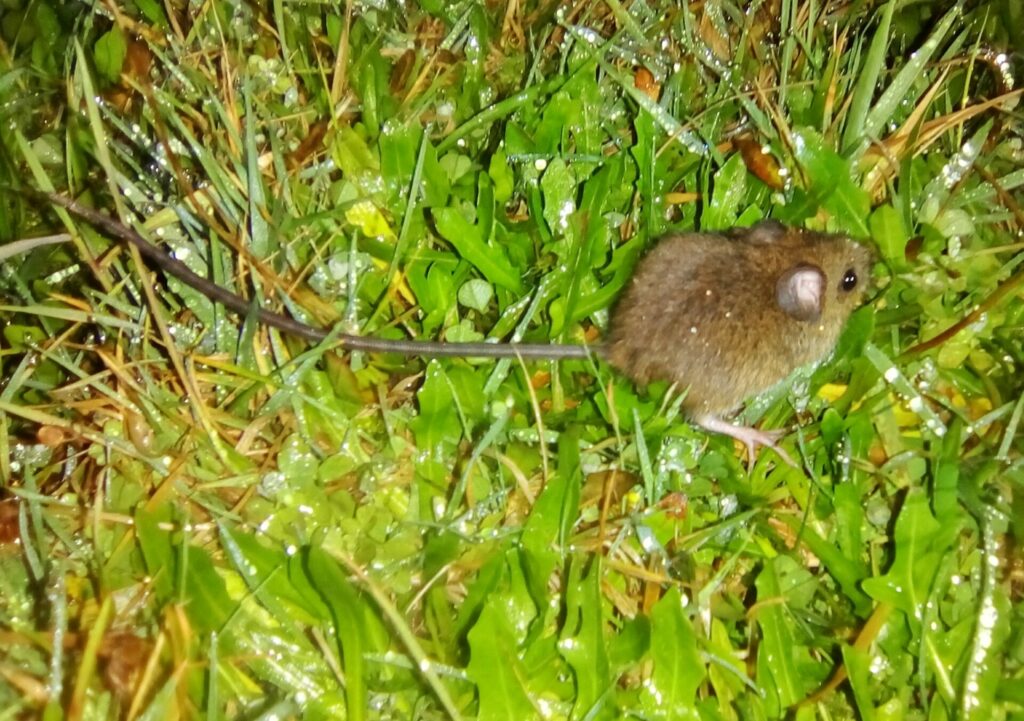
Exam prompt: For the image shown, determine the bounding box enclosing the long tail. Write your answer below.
[34,191,596,360]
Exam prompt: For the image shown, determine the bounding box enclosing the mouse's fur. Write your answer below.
[605,221,873,418]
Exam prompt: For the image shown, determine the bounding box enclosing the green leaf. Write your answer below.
[410,361,461,482]
[346,200,395,239]
[218,526,327,624]
[608,616,650,673]
[433,207,524,292]
[134,0,169,26]
[520,430,581,615]
[94,27,127,85]
[3,324,48,350]
[135,506,176,601]
[642,587,704,718]
[28,3,62,73]
[932,421,963,521]
[789,128,871,235]
[540,158,577,236]
[476,172,495,244]
[754,558,803,711]
[306,548,368,721]
[458,278,493,312]
[420,138,451,207]
[630,107,658,238]
[559,557,611,720]
[407,258,458,332]
[333,126,381,197]
[869,204,909,268]
[489,148,514,204]
[467,603,538,721]
[820,407,844,446]
[705,617,753,710]
[522,429,581,558]
[781,515,871,615]
[703,153,746,230]
[444,317,485,342]
[454,552,505,639]
[379,120,420,197]
[833,482,865,564]
[861,488,959,624]
[957,499,1011,721]
[932,207,974,238]
[180,543,233,634]
[842,644,876,721]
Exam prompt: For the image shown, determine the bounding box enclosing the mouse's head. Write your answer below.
[772,230,874,328]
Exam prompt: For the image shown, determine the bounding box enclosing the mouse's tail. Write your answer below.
[30,189,601,361]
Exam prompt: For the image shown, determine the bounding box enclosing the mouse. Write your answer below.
[33,192,872,465]
[605,221,873,464]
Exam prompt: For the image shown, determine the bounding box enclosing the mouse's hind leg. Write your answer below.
[693,414,797,469]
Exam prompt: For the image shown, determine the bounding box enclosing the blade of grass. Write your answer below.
[841,0,897,152]
[861,6,960,145]
[330,549,465,721]
[67,595,114,721]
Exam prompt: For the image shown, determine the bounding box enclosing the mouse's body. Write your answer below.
[35,193,872,465]
[606,221,873,462]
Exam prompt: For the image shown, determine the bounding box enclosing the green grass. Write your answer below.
[1,0,1023,718]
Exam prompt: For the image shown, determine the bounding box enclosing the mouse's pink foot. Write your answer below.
[694,415,798,469]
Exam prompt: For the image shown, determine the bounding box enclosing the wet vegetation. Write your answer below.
[1,0,1023,718]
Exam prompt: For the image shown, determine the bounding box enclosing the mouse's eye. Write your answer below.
[840,268,858,292]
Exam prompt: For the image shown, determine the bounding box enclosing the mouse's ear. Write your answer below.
[776,264,824,321]
[744,220,788,244]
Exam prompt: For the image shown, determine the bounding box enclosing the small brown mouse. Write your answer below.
[606,221,873,464]
[33,193,872,464]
